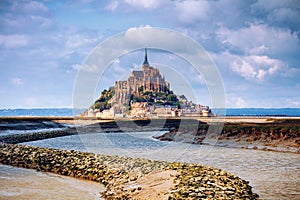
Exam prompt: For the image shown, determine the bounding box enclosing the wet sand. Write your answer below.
[0,164,104,200]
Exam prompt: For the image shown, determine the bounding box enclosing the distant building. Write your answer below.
[113,48,170,105]
[90,48,213,118]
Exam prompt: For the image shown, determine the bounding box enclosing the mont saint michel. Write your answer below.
[85,49,212,118]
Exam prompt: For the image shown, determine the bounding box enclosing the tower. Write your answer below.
[143,48,149,66]
[113,47,171,106]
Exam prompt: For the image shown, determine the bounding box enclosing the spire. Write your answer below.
[143,48,149,66]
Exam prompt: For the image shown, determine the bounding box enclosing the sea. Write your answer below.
[0,108,300,117]
[0,108,85,117]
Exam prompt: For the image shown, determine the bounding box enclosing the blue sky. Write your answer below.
[0,0,299,108]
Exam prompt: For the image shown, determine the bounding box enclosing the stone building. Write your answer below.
[114,48,170,105]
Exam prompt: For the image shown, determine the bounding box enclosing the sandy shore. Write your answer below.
[0,164,104,200]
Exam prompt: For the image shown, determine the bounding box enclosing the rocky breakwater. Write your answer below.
[0,127,77,144]
[0,143,258,199]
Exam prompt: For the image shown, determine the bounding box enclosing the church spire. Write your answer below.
[143,48,149,66]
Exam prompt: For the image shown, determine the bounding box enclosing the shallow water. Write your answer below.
[23,131,300,199]
[0,127,68,136]
[0,164,104,200]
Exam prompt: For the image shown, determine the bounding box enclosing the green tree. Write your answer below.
[138,86,144,95]
[93,87,115,111]
[167,94,178,102]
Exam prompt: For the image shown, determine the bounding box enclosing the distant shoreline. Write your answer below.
[1,107,300,118]
[1,115,300,123]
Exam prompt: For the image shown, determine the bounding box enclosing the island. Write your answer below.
[82,48,213,119]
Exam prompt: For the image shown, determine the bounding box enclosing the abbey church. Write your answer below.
[113,49,170,105]
[85,48,213,118]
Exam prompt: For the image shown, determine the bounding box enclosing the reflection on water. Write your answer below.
[24,131,300,199]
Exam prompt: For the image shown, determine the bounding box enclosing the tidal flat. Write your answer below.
[1,117,299,199]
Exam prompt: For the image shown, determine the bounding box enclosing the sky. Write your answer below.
[0,0,299,109]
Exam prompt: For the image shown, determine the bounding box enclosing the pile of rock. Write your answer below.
[167,162,258,199]
[0,128,77,144]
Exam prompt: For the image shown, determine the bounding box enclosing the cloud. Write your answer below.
[175,0,210,23]
[53,28,103,56]
[0,1,53,33]
[286,98,300,107]
[112,64,126,74]
[124,26,199,54]
[104,0,170,12]
[101,57,132,82]
[72,63,98,72]
[231,59,256,80]
[251,0,297,11]
[12,1,49,14]
[231,55,284,81]
[65,33,100,49]
[72,64,81,71]
[105,1,119,11]
[112,58,120,64]
[0,0,299,109]
[0,34,29,48]
[225,96,248,108]
[29,15,54,29]
[79,0,95,3]
[236,97,248,108]
[11,77,24,86]
[248,45,269,55]
[217,24,300,57]
[251,0,300,31]
[124,0,166,9]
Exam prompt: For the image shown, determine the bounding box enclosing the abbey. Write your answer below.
[84,48,213,118]
[114,49,170,105]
